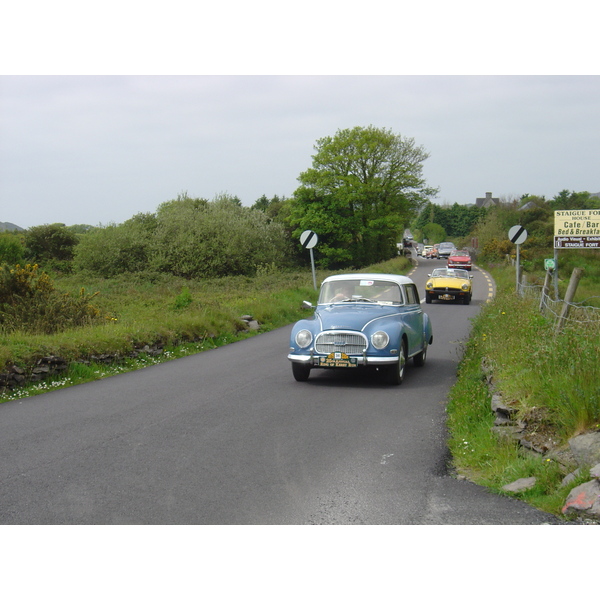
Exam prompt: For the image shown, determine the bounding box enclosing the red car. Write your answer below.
[447,250,472,270]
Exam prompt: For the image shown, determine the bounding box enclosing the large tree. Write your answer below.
[24,223,79,271]
[413,201,487,240]
[289,126,437,268]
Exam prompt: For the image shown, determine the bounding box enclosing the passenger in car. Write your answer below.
[372,285,401,303]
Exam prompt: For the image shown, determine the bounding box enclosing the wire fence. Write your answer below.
[518,278,600,333]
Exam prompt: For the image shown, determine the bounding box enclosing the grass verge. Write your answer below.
[446,263,600,519]
[1,257,412,402]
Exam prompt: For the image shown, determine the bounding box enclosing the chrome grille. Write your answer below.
[315,331,368,355]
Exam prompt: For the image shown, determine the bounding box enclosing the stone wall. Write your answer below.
[483,358,600,522]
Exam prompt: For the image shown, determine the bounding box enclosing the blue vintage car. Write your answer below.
[288,273,433,384]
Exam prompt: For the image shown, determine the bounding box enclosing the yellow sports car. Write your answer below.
[425,268,472,304]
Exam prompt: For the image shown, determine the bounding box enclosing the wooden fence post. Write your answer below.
[555,267,584,334]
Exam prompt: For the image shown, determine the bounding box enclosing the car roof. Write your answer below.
[321,273,415,286]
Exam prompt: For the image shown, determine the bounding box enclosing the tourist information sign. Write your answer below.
[554,210,600,249]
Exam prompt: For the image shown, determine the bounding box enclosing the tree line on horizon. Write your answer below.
[1,125,598,278]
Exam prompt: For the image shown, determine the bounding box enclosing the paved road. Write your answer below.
[0,259,564,524]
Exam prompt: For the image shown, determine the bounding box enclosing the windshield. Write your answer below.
[431,268,468,279]
[319,279,403,305]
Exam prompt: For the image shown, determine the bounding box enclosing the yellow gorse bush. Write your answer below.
[0,263,104,334]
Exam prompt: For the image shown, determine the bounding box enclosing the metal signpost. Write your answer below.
[508,225,528,294]
[300,230,318,290]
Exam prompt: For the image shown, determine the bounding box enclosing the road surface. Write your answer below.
[0,258,563,524]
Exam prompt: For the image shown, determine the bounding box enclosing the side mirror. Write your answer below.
[302,300,314,309]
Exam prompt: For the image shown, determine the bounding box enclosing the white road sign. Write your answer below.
[300,230,318,249]
[508,225,528,245]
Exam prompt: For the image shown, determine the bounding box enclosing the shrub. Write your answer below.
[73,215,155,277]
[0,232,25,265]
[73,196,293,279]
[149,194,293,278]
[24,224,79,267]
[0,264,104,334]
[173,287,193,309]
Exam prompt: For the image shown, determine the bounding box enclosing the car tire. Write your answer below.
[413,338,427,367]
[292,362,311,382]
[387,339,407,385]
[463,294,471,305]
[425,295,431,304]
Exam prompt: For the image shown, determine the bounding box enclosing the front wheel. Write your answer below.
[292,362,311,382]
[387,339,407,385]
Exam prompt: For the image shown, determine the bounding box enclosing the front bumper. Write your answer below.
[426,289,469,300]
[287,353,399,366]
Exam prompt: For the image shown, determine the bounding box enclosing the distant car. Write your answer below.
[425,268,473,304]
[430,245,439,259]
[423,245,433,257]
[447,250,472,271]
[288,273,433,385]
[437,242,456,259]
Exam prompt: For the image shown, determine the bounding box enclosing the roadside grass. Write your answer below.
[446,260,600,518]
[3,336,236,401]
[1,257,412,403]
[4,251,599,518]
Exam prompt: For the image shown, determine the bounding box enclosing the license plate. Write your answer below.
[440,294,454,301]
[319,352,358,368]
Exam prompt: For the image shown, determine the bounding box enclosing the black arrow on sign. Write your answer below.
[510,226,526,244]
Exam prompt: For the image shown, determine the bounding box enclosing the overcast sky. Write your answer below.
[2,5,599,230]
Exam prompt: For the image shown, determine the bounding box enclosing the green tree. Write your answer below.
[24,223,79,269]
[422,222,446,245]
[550,190,599,210]
[252,194,289,223]
[73,214,156,277]
[288,126,437,268]
[413,201,486,240]
[149,193,292,278]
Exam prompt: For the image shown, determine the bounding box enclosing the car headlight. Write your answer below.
[426,282,433,289]
[371,331,389,350]
[295,329,313,348]
[461,283,470,291]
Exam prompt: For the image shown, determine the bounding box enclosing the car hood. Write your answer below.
[314,303,400,330]
[428,276,469,287]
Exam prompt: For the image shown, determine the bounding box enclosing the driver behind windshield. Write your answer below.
[323,281,401,303]
[329,282,355,302]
